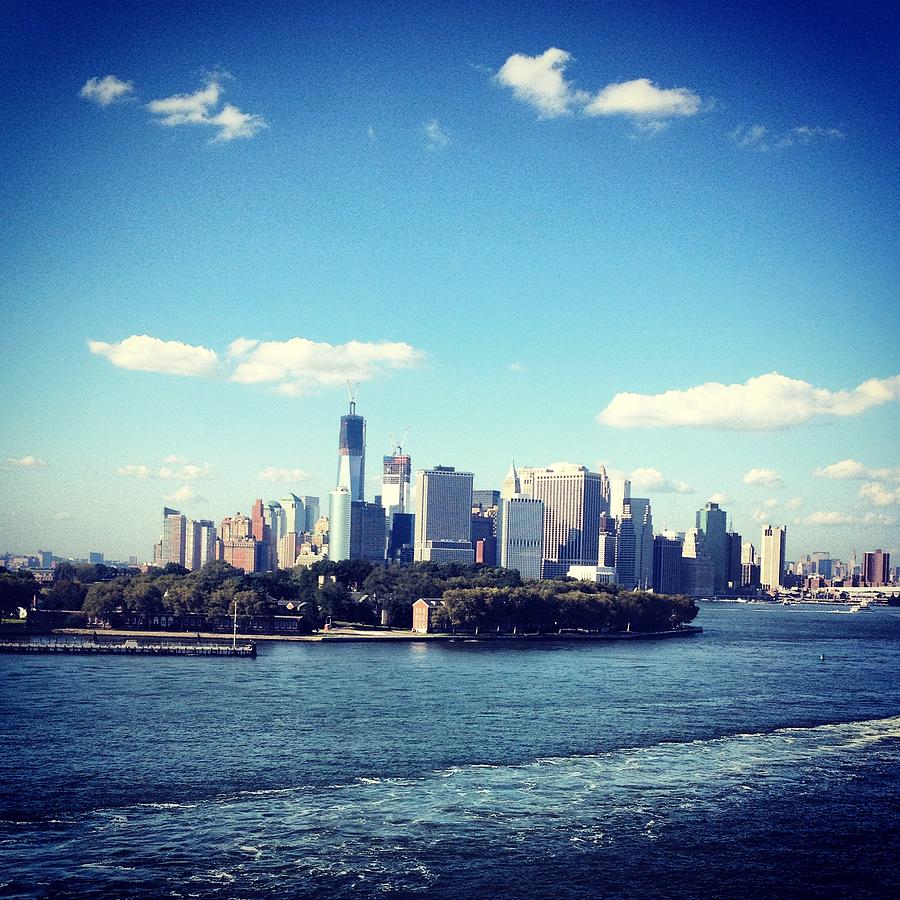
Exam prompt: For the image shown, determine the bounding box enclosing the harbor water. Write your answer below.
[2,603,899,897]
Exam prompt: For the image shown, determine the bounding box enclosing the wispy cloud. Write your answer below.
[743,468,783,487]
[258,466,313,483]
[148,75,266,142]
[6,455,48,468]
[786,497,804,510]
[709,492,728,505]
[495,48,701,129]
[858,483,900,507]
[814,459,900,482]
[508,362,526,373]
[630,467,696,494]
[598,372,900,430]
[89,335,219,377]
[424,119,450,148]
[793,511,894,527]
[117,459,213,480]
[730,124,844,152]
[80,75,133,106]
[166,484,203,504]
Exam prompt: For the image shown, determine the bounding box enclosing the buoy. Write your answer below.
[820,653,826,661]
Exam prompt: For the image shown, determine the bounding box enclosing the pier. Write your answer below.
[0,638,257,658]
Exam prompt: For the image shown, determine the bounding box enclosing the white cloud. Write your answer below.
[80,75,133,106]
[166,484,201,504]
[730,123,844,152]
[793,511,894,527]
[859,483,900,507]
[259,466,313,483]
[495,47,587,118]
[495,49,701,129]
[52,511,72,521]
[92,333,424,396]
[598,372,900,430]
[158,462,212,480]
[230,337,424,394]
[508,362,526,373]
[162,454,186,464]
[708,492,728,505]
[148,76,266,142]
[424,119,450,148]
[786,496,804,509]
[814,459,900,482]
[629,467,696,494]
[208,103,267,142]
[743,468,783,487]
[585,78,701,120]
[763,497,779,509]
[117,464,152,479]
[89,334,219,377]
[7,455,48,468]
[118,459,212,480]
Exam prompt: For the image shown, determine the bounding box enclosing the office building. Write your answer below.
[265,501,286,545]
[526,464,603,579]
[387,512,415,564]
[473,489,500,511]
[652,533,683,595]
[760,525,787,590]
[350,501,386,564]
[863,549,890,586]
[682,528,715,596]
[160,507,186,568]
[497,495,544,580]
[615,497,652,590]
[598,512,617,569]
[337,397,365,502]
[281,494,305,535]
[88,551,104,565]
[696,502,728,594]
[725,531,742,591]
[471,511,497,566]
[185,519,216,571]
[414,466,474,563]
[382,452,412,517]
[303,496,320,533]
[500,461,521,500]
[328,487,352,561]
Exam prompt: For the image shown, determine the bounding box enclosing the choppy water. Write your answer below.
[2,604,900,897]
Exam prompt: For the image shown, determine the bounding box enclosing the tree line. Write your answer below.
[1,560,698,633]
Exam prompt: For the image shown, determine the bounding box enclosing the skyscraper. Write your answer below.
[337,396,365,502]
[863,549,890,586]
[682,528,714,596]
[303,496,320,533]
[696,502,728,594]
[281,494,305,534]
[497,496,544,580]
[414,466,474,563]
[382,452,411,517]
[160,507,186,568]
[501,461,522,500]
[350,501,387,563]
[760,525,787,590]
[185,519,216,571]
[652,533,683,595]
[328,487,352,561]
[527,464,603,579]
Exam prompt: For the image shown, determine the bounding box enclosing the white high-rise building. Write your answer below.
[185,519,216,571]
[500,460,521,500]
[264,501,286,546]
[760,525,787,589]
[328,487,352,561]
[525,464,603,579]
[497,496,544,580]
[382,453,412,517]
[414,466,474,563]
[281,494,305,534]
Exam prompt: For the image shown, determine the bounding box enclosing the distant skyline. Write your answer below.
[1,0,897,560]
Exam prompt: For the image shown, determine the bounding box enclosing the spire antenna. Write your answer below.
[347,380,360,415]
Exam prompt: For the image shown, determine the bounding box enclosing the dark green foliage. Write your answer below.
[0,568,39,615]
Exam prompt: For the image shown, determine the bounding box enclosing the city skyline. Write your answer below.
[2,0,898,560]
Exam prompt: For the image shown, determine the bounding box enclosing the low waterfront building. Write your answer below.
[412,598,443,634]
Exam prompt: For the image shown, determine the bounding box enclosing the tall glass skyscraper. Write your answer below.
[337,397,365,502]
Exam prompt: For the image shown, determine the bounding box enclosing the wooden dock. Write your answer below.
[0,638,257,658]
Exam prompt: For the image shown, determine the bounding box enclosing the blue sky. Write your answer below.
[1,0,898,562]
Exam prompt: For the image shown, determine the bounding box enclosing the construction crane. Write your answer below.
[346,380,360,415]
[388,427,410,457]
